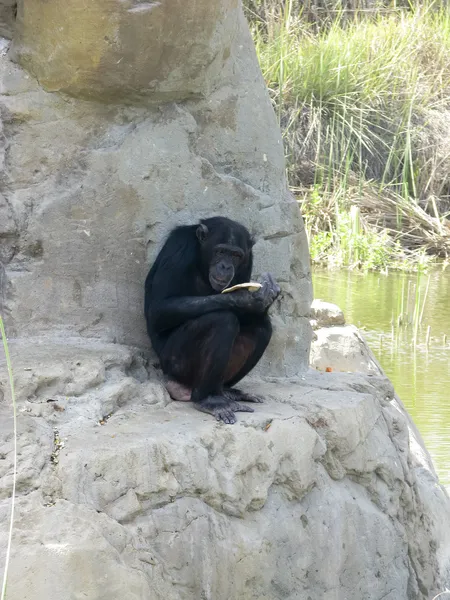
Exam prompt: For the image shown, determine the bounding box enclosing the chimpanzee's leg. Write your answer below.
[159,311,255,423]
[222,313,272,404]
[225,313,272,385]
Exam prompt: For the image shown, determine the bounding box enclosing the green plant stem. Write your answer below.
[0,317,17,600]
[419,274,431,324]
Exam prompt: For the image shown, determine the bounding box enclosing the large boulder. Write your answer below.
[10,0,239,102]
[310,298,345,328]
[0,340,449,599]
[310,300,383,375]
[311,325,383,374]
[0,0,311,376]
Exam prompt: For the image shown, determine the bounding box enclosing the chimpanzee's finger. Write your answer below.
[258,278,269,297]
[268,273,278,290]
[231,402,255,413]
[215,408,237,424]
[267,273,281,296]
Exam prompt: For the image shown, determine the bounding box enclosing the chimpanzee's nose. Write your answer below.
[217,262,232,281]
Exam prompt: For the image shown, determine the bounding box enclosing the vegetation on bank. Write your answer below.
[244,0,450,270]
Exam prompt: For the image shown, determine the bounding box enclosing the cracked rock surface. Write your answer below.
[0,340,449,599]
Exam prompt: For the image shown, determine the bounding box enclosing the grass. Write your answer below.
[298,182,440,271]
[391,270,431,344]
[0,317,17,600]
[245,0,450,269]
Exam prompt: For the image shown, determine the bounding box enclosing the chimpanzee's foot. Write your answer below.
[224,387,264,404]
[194,395,254,424]
[165,380,192,402]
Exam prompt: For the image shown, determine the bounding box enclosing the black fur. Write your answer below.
[145,217,280,423]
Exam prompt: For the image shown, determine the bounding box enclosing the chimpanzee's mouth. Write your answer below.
[209,274,233,292]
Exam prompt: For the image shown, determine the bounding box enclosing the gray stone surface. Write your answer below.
[0,340,449,599]
[0,2,312,377]
[11,0,239,103]
[311,298,346,328]
[0,1,15,39]
[311,324,383,374]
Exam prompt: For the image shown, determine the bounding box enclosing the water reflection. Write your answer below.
[313,269,450,487]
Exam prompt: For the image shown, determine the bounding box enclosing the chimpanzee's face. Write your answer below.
[207,243,245,291]
[196,220,253,292]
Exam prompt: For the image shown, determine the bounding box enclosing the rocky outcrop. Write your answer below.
[0,0,311,377]
[0,2,449,599]
[0,340,449,599]
[311,298,345,328]
[310,300,382,374]
[311,325,383,374]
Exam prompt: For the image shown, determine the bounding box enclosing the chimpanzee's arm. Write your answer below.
[145,225,279,334]
[150,273,280,333]
[150,294,251,333]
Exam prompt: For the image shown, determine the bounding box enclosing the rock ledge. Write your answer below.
[0,339,449,600]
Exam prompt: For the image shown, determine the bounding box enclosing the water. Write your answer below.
[313,269,450,487]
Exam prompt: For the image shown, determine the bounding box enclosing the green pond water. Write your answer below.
[313,269,450,487]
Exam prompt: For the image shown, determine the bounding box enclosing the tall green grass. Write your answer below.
[252,3,450,189]
[247,1,450,268]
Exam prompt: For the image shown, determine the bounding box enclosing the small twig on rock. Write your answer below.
[432,590,450,600]
[0,316,18,600]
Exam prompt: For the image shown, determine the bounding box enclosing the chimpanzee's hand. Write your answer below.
[253,272,281,312]
[230,272,280,313]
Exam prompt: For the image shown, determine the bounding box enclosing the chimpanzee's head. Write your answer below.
[196,217,254,292]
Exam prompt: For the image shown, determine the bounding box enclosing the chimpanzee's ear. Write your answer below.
[250,236,256,248]
[196,223,209,243]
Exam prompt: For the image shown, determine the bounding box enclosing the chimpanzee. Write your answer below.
[144,216,280,424]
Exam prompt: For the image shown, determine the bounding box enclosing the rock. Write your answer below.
[5,501,175,600]
[0,192,17,263]
[310,298,345,328]
[0,341,449,599]
[11,0,240,103]
[309,299,381,374]
[0,1,15,39]
[311,324,383,374]
[0,2,311,377]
